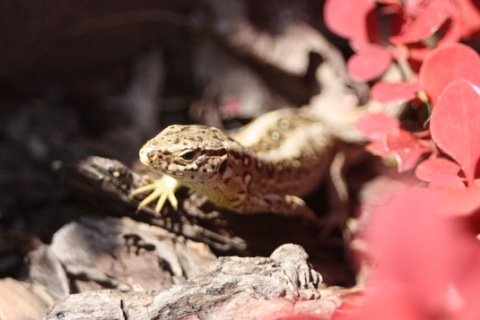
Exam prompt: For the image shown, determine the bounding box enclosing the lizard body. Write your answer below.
[132,108,333,221]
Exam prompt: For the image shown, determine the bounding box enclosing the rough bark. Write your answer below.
[45,244,342,320]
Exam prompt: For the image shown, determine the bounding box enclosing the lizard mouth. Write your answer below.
[165,169,184,177]
[163,163,189,177]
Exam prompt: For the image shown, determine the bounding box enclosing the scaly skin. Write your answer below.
[131,108,333,221]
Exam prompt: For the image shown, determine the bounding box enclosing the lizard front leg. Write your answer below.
[130,175,180,213]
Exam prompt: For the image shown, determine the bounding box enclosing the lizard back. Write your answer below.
[231,108,332,198]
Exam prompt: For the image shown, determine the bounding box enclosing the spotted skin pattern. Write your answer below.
[132,108,333,221]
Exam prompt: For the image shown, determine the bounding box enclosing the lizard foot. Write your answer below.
[283,195,319,224]
[130,175,180,213]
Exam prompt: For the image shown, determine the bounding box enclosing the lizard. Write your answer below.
[131,108,334,222]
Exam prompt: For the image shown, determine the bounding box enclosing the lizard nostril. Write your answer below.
[139,147,154,165]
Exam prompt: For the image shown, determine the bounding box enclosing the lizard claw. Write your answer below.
[130,175,180,214]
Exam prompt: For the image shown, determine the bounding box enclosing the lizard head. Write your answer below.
[139,124,233,181]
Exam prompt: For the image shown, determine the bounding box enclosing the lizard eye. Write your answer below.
[179,150,198,161]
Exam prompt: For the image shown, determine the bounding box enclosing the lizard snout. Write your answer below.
[139,146,157,166]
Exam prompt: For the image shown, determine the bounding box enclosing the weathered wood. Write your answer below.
[46,215,217,292]
[0,278,53,320]
[45,244,342,320]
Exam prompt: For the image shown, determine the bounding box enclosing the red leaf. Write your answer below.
[384,133,430,172]
[457,0,480,39]
[419,43,480,105]
[371,81,421,104]
[377,0,402,5]
[408,43,432,67]
[357,113,400,139]
[366,130,430,172]
[415,156,461,182]
[433,186,480,216]
[389,0,457,45]
[365,139,387,155]
[415,156,464,188]
[272,316,322,320]
[430,79,480,183]
[428,174,466,189]
[323,0,375,40]
[347,47,392,81]
[355,188,480,318]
